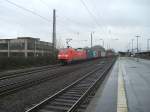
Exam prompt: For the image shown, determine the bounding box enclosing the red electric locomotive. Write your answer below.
[58,47,87,64]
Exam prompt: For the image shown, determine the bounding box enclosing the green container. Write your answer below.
[86,49,94,59]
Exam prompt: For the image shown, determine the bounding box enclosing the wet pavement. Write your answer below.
[86,57,150,112]
[122,57,150,112]
[86,59,118,112]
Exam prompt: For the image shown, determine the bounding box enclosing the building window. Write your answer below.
[0,43,8,50]
[10,42,25,50]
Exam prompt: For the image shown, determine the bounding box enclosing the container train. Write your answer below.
[58,47,115,65]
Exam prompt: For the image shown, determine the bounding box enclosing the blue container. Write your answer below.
[86,49,94,59]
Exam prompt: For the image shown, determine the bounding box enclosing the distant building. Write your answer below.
[0,37,52,58]
[91,45,105,52]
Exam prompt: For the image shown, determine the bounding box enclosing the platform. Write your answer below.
[86,57,150,112]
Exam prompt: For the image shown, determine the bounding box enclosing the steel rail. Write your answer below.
[0,64,60,80]
[68,61,114,112]
[0,58,106,80]
[0,61,105,96]
[25,59,115,112]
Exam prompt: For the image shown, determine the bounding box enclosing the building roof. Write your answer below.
[17,37,40,41]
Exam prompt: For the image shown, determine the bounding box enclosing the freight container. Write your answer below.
[74,48,87,60]
[85,49,94,59]
[93,50,99,58]
[101,51,106,57]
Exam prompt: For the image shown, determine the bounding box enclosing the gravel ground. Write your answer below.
[0,64,59,77]
[0,60,101,95]
[0,59,108,112]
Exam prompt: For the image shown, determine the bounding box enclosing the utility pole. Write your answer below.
[7,39,10,57]
[128,42,131,52]
[132,39,134,53]
[136,35,140,53]
[52,9,56,56]
[77,32,79,38]
[136,35,140,62]
[91,32,93,48]
[147,39,150,51]
[100,39,104,48]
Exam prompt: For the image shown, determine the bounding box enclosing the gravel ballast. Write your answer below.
[0,59,107,112]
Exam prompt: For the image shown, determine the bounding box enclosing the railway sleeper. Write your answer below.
[58,96,80,100]
[74,85,90,88]
[76,108,86,112]
[55,99,77,103]
[25,60,115,112]
[62,94,82,97]
[67,90,85,93]
[75,84,91,87]
[44,105,71,111]
[79,80,95,83]
[39,109,56,112]
[66,91,83,95]
[71,88,88,92]
[50,101,74,106]
[60,95,80,99]
[47,102,72,108]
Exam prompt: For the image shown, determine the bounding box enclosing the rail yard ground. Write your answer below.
[1,57,150,112]
[0,58,115,112]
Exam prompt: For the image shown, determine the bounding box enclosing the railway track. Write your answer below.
[0,64,61,80]
[25,59,115,112]
[0,59,107,96]
[0,58,107,81]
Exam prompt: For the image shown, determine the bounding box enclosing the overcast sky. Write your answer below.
[0,0,150,51]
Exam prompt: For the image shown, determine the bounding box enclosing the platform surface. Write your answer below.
[86,57,150,112]
[86,58,118,112]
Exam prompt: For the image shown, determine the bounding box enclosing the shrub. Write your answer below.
[0,56,57,71]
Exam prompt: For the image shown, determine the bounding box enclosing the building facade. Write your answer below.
[0,37,52,57]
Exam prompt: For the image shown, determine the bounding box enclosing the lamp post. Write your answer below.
[131,39,134,53]
[99,39,104,48]
[90,32,94,48]
[136,35,140,62]
[136,35,140,53]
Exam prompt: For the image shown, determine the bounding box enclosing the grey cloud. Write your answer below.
[0,0,150,51]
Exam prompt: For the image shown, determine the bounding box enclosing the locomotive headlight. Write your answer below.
[64,54,68,57]
[58,55,61,57]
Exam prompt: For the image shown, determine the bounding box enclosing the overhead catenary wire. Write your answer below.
[39,0,85,27]
[38,0,79,27]
[39,0,77,27]
[39,0,98,36]
[80,0,102,28]
[3,0,106,48]
[39,0,82,33]
[80,0,112,49]
[4,0,50,22]
[85,0,108,32]
[39,0,104,37]
[4,0,76,34]
[80,0,109,40]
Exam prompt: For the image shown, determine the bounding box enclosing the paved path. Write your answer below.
[86,57,150,112]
